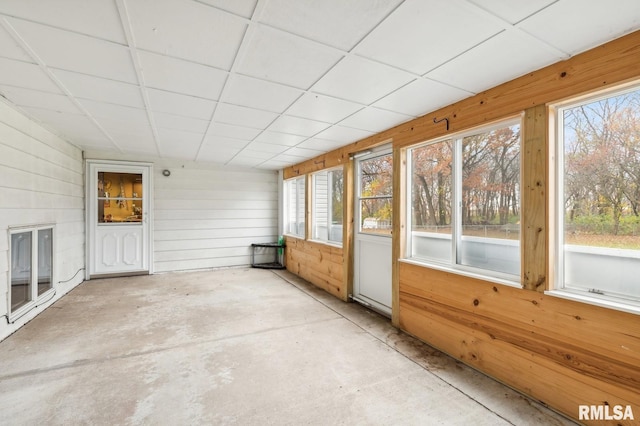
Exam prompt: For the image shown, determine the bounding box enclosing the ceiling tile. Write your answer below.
[314,125,373,143]
[214,103,278,129]
[311,56,414,104]
[466,0,556,25]
[286,93,363,123]
[427,31,564,93]
[206,123,262,141]
[519,0,640,55]
[253,130,306,146]
[354,0,504,74]
[296,137,347,151]
[283,146,325,158]
[52,69,144,108]
[339,107,412,133]
[267,115,330,137]
[20,106,114,146]
[78,99,146,121]
[244,142,290,154]
[138,51,227,100]
[146,88,215,120]
[0,85,80,113]
[196,0,258,18]
[0,57,60,92]
[256,159,295,169]
[236,25,343,89]
[226,156,265,167]
[0,0,126,43]
[153,111,210,133]
[234,149,277,160]
[108,130,158,155]
[260,0,402,50]
[0,24,32,62]
[373,78,473,117]
[223,74,302,113]
[127,0,246,69]
[157,127,203,159]
[7,18,137,83]
[203,135,249,149]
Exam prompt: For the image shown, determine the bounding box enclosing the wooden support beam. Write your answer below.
[342,161,355,300]
[391,144,406,326]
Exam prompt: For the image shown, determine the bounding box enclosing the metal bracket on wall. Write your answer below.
[433,116,449,131]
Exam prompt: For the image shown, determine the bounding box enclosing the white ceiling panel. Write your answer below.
[312,56,414,105]
[0,24,31,61]
[214,103,278,129]
[253,131,306,147]
[260,0,403,51]
[0,57,60,93]
[519,0,640,55]
[157,127,203,159]
[313,125,374,143]
[339,107,412,133]
[286,93,363,123]
[146,88,215,120]
[206,123,262,141]
[427,31,564,94]
[354,0,504,75]
[236,25,343,89]
[267,115,330,137]
[0,0,126,43]
[139,51,227,100]
[52,69,144,108]
[153,111,209,134]
[196,0,258,18]
[466,0,556,25]
[373,78,473,117]
[127,0,246,70]
[0,85,80,113]
[223,74,302,113]
[7,18,137,83]
[1,1,639,169]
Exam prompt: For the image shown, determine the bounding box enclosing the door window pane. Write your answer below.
[359,154,393,236]
[11,232,32,311]
[98,172,143,223]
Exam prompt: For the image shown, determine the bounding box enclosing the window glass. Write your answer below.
[10,232,32,311]
[98,172,143,223]
[559,87,640,301]
[285,176,305,238]
[408,121,521,279]
[313,168,344,244]
[359,154,393,236]
[37,229,53,296]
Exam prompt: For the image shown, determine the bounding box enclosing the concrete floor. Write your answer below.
[0,268,576,426]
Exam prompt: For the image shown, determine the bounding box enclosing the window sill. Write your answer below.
[400,258,521,289]
[545,289,640,316]
[308,239,343,249]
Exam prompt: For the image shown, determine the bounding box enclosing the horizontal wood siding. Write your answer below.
[0,100,85,341]
[285,237,345,300]
[153,163,279,272]
[399,262,640,424]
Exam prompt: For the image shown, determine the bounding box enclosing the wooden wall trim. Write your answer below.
[521,105,547,292]
[284,30,640,179]
[342,161,355,299]
[391,144,406,326]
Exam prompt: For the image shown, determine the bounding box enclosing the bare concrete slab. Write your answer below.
[0,268,575,425]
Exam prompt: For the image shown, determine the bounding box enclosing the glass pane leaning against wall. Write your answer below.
[558,85,640,303]
[409,121,521,280]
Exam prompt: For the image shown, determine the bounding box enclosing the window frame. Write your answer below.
[284,176,306,239]
[549,82,640,314]
[8,224,55,322]
[405,118,522,286]
[311,166,344,246]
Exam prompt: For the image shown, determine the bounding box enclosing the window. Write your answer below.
[9,225,54,318]
[408,120,521,280]
[98,172,143,223]
[312,168,344,244]
[555,85,640,307]
[284,176,305,238]
[358,153,393,236]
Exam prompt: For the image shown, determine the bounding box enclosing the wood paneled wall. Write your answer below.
[285,237,345,301]
[282,30,640,424]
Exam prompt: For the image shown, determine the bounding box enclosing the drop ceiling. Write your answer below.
[0,0,639,169]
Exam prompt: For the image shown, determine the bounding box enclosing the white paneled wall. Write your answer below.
[83,152,280,273]
[0,99,85,340]
[153,164,279,272]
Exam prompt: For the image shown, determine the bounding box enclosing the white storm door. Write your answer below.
[88,162,151,276]
[353,150,393,316]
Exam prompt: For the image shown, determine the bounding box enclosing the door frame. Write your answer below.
[85,160,154,280]
[352,147,393,317]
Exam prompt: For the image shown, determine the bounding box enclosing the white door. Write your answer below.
[353,150,393,316]
[87,161,151,277]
